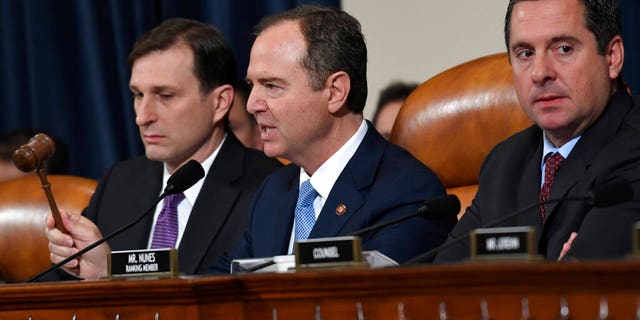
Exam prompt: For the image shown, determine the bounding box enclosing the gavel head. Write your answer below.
[12,133,56,172]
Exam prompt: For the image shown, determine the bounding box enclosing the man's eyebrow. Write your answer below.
[251,77,282,83]
[550,35,580,44]
[129,84,176,91]
[510,41,531,51]
[510,35,580,51]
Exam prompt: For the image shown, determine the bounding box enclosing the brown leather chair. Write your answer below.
[0,175,97,282]
[391,52,533,218]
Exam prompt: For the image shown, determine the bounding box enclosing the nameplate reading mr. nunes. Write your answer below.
[295,236,366,269]
[108,248,178,278]
[470,226,542,261]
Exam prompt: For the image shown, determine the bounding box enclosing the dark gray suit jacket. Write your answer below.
[435,90,640,262]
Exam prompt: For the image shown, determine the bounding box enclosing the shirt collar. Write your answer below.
[542,132,580,164]
[161,133,227,205]
[299,119,368,199]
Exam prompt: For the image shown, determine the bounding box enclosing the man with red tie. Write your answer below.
[435,0,640,263]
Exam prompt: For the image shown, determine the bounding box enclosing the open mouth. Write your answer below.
[259,124,275,139]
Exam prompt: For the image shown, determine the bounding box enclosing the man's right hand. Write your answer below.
[44,210,110,280]
[558,232,578,261]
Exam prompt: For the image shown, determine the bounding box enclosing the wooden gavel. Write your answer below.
[12,133,67,233]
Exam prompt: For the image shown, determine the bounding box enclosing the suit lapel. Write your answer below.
[115,161,163,250]
[515,141,544,229]
[178,135,243,274]
[269,170,299,254]
[310,175,366,238]
[545,90,633,221]
[309,123,381,238]
[544,155,582,216]
[251,164,298,256]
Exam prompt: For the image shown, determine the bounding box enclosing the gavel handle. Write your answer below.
[36,166,68,234]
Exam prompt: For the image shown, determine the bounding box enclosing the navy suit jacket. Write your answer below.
[435,90,640,262]
[217,124,454,272]
[42,133,280,281]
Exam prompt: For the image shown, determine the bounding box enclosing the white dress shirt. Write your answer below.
[147,134,226,248]
[287,120,368,253]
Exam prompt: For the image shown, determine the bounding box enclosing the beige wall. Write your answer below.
[341,1,507,119]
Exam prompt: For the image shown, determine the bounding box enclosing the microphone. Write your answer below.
[350,194,461,236]
[163,159,205,195]
[404,178,634,265]
[26,159,205,282]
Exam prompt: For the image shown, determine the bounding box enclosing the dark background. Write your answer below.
[0,0,637,179]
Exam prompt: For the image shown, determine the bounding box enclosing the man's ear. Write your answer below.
[606,35,624,80]
[210,84,234,124]
[325,71,351,114]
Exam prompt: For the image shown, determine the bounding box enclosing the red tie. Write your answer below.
[540,152,565,221]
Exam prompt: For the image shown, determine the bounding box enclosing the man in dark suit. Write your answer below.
[434,0,640,263]
[215,5,454,272]
[45,18,280,280]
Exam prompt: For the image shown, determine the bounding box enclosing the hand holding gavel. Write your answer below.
[12,133,68,233]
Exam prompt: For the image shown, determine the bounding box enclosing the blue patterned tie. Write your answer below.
[295,180,318,240]
[150,193,185,249]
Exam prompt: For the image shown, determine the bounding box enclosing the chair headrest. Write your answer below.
[391,52,532,188]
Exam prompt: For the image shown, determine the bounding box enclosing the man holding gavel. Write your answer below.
[43,18,280,280]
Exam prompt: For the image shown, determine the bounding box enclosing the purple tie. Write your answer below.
[150,193,185,249]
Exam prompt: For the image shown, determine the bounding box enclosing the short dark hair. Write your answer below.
[254,5,368,113]
[373,82,418,124]
[128,18,236,94]
[504,0,622,55]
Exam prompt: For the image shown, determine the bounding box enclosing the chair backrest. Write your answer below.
[391,52,532,217]
[0,174,97,282]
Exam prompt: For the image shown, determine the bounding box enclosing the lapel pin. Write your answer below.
[336,204,347,216]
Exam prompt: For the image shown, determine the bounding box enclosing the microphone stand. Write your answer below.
[27,194,168,283]
[27,159,205,283]
[351,207,427,236]
[350,194,460,237]
[403,195,589,265]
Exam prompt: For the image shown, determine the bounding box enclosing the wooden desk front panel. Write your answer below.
[0,261,638,319]
[238,262,640,319]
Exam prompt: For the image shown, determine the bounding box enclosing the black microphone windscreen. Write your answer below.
[420,194,461,219]
[164,160,205,195]
[589,179,633,207]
